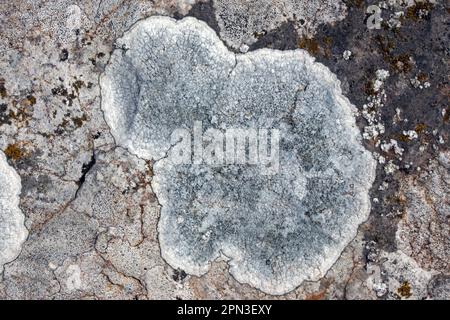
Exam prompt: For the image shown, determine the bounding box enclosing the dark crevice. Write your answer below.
[75,150,96,198]
[185,1,221,35]
[249,21,299,51]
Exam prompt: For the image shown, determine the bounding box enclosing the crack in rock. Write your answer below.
[100,16,376,295]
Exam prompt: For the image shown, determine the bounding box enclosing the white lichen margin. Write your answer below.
[100,16,376,295]
[0,151,28,273]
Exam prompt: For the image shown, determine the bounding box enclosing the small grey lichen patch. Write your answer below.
[0,151,28,273]
[101,16,376,295]
[212,0,347,50]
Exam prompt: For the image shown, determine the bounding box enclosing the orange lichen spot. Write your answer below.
[4,144,24,161]
[398,134,410,142]
[72,114,87,128]
[299,37,320,56]
[397,281,412,298]
[21,95,37,107]
[0,78,7,98]
[415,123,427,134]
[391,54,413,73]
[406,1,434,21]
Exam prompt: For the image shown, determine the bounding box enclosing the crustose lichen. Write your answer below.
[100,16,376,295]
[0,151,28,273]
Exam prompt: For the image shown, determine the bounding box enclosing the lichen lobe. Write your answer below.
[0,151,28,273]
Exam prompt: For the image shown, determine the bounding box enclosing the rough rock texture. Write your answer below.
[212,0,347,50]
[101,16,376,295]
[0,0,448,299]
[396,151,450,273]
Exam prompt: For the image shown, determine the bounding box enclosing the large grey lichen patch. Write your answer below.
[101,16,376,295]
[0,151,28,273]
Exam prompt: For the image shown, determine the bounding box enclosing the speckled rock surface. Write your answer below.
[212,0,347,51]
[0,0,448,300]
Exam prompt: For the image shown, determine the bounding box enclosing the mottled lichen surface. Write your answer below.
[0,0,448,300]
[0,151,28,273]
[101,16,376,294]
